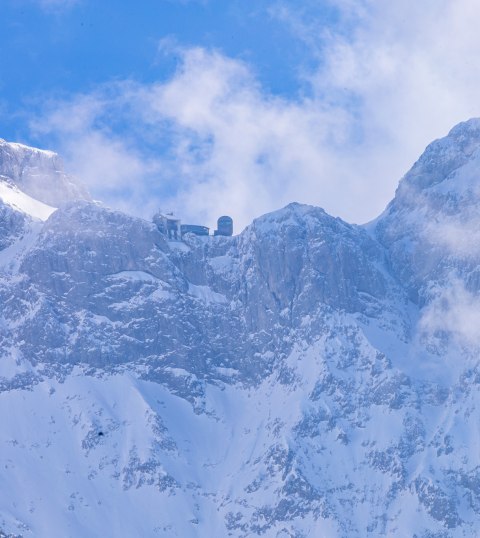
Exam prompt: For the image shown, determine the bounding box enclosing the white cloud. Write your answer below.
[321,2,480,118]
[272,0,480,211]
[424,214,480,259]
[31,49,354,230]
[30,1,480,231]
[420,278,480,348]
[30,88,164,218]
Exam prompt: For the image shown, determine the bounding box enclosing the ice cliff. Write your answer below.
[1,122,480,537]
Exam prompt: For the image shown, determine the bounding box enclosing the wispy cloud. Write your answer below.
[30,87,164,217]
[420,278,480,348]
[424,214,480,259]
[30,0,480,231]
[273,0,480,204]
[31,48,355,230]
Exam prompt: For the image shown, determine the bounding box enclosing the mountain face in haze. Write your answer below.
[1,122,480,537]
[0,139,89,208]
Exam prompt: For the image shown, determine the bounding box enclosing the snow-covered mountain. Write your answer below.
[0,139,89,209]
[1,122,480,537]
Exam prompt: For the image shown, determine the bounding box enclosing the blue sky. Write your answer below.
[1,0,324,139]
[1,2,301,98]
[2,0,480,230]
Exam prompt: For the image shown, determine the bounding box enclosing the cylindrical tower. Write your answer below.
[215,215,233,236]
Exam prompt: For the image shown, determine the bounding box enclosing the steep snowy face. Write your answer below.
[0,139,89,208]
[0,199,422,538]
[241,203,390,317]
[1,201,407,380]
[375,118,480,304]
[0,181,56,221]
[178,202,407,336]
[3,122,480,537]
[0,201,27,251]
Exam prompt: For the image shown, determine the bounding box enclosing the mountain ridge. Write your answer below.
[0,121,480,537]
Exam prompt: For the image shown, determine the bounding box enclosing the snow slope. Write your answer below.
[0,138,89,207]
[1,122,480,537]
[0,181,55,221]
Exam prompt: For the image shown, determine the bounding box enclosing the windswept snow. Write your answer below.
[0,181,56,221]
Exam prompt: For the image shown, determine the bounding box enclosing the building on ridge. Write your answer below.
[154,212,233,240]
[153,212,181,240]
[181,224,209,237]
[214,216,233,236]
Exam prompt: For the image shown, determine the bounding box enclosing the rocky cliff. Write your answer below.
[1,122,480,537]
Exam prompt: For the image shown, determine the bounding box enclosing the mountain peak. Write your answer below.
[0,137,57,157]
[447,116,480,138]
[0,138,90,209]
[395,117,480,194]
[375,118,480,304]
